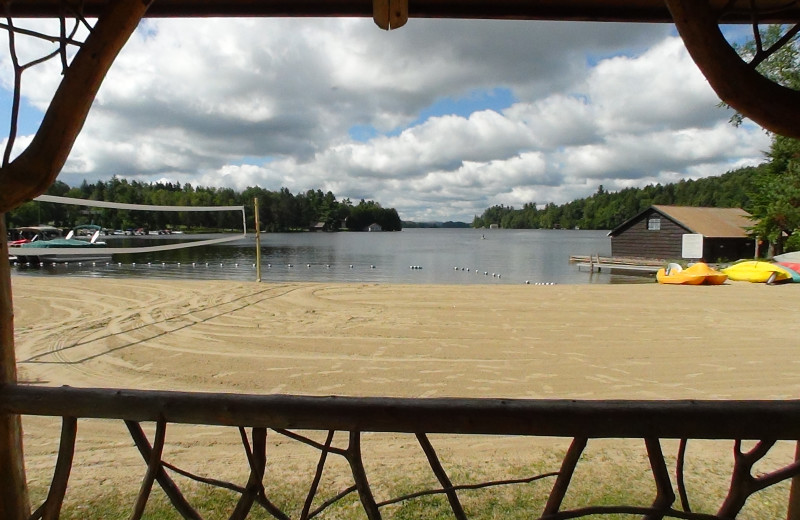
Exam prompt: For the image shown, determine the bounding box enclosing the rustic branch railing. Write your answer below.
[3,385,800,519]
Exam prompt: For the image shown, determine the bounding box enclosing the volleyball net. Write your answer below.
[8,195,247,257]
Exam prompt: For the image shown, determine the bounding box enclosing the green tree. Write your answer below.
[736,25,800,253]
[749,136,800,254]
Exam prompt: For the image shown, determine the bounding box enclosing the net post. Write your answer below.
[254,198,262,283]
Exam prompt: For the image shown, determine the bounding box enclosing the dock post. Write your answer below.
[254,198,261,282]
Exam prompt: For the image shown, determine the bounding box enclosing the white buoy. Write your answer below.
[132,262,136,267]
[371,265,375,269]
[307,264,311,268]
[350,265,354,268]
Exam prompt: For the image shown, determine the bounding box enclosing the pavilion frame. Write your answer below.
[1,1,800,519]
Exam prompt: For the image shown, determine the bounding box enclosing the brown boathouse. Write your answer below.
[608,205,755,262]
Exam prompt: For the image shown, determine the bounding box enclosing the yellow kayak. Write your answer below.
[656,262,727,285]
[721,261,792,283]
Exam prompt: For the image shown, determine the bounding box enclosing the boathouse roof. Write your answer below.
[609,205,753,238]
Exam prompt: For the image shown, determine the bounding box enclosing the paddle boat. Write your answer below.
[721,260,796,284]
[656,262,727,285]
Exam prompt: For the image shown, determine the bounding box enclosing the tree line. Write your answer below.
[5,178,402,233]
[472,166,761,231]
[471,142,799,254]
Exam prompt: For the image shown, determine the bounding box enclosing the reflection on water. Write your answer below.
[11,228,654,285]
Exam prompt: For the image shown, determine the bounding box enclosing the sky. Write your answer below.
[0,17,771,223]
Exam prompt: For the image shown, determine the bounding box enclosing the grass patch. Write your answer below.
[30,450,792,519]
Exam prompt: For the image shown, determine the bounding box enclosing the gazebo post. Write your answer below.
[0,213,29,520]
[0,2,153,517]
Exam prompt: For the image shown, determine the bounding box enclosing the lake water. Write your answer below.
[10,228,653,285]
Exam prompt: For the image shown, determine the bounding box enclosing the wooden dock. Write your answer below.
[570,255,663,273]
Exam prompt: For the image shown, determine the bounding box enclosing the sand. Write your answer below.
[10,276,800,515]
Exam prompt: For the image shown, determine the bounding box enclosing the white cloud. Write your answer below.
[1,17,771,222]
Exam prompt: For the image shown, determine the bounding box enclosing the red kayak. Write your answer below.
[778,261,800,274]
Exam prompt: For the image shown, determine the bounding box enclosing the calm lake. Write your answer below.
[10,228,653,285]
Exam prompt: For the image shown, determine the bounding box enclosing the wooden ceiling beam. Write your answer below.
[7,0,800,23]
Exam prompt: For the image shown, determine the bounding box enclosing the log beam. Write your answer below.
[5,0,800,23]
[666,0,800,139]
[5,386,800,440]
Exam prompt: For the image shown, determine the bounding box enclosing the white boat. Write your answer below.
[774,251,800,263]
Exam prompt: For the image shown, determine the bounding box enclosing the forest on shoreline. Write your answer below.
[5,179,402,233]
[471,165,763,231]
[3,165,767,235]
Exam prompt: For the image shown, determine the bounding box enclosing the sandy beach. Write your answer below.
[11,276,800,516]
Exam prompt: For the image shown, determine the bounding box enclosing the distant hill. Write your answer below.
[402,221,471,229]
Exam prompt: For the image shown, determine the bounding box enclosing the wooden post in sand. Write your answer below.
[254,197,262,282]
[788,442,800,520]
[0,214,30,520]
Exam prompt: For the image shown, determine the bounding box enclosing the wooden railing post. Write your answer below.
[0,213,30,520]
[787,441,800,520]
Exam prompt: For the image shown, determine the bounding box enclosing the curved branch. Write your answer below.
[666,0,800,139]
[0,0,153,213]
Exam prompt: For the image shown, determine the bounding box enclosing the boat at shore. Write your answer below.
[9,225,111,264]
[774,251,800,263]
[656,262,727,285]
